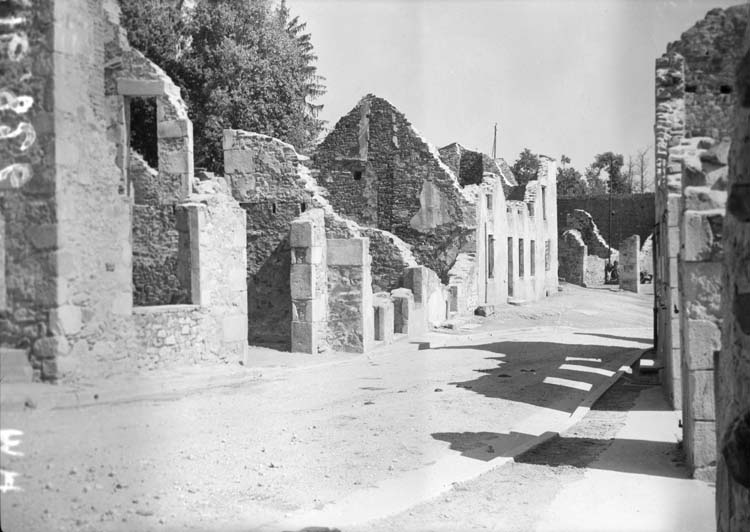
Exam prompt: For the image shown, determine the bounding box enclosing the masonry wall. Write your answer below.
[716,21,750,531]
[654,52,686,409]
[666,5,747,140]
[557,193,655,247]
[0,0,58,379]
[313,95,477,281]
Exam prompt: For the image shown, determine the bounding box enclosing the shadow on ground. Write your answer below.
[574,331,653,344]
[432,340,639,413]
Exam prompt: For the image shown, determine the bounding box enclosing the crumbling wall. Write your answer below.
[565,209,616,260]
[313,95,477,281]
[224,129,420,348]
[716,19,750,531]
[559,230,586,286]
[557,193,655,247]
[667,5,747,140]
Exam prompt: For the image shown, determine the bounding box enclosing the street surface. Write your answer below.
[0,284,714,532]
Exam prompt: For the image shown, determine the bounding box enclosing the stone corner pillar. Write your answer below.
[619,234,640,293]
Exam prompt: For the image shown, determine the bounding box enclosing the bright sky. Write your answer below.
[288,0,742,173]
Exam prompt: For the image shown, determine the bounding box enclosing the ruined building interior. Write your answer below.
[0,0,558,382]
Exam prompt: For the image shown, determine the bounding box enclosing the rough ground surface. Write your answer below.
[0,284,713,532]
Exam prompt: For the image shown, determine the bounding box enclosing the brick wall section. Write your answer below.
[557,194,654,246]
[0,0,57,379]
[716,20,750,531]
[312,95,476,281]
[666,5,747,140]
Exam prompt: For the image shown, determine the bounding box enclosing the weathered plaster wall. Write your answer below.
[313,95,477,281]
[557,193,655,247]
[716,19,750,531]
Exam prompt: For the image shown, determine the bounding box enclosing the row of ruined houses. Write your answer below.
[651,4,750,531]
[0,0,558,382]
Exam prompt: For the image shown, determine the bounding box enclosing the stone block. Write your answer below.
[691,421,717,471]
[688,370,716,421]
[682,210,724,262]
[290,264,315,299]
[290,220,314,247]
[49,304,82,335]
[327,238,369,266]
[160,150,191,175]
[117,79,165,96]
[686,320,721,370]
[157,119,191,139]
[222,314,247,342]
[373,292,394,344]
[33,335,69,360]
[684,187,727,212]
[291,320,320,353]
[403,266,429,305]
[224,149,256,176]
[391,288,415,335]
[682,262,722,320]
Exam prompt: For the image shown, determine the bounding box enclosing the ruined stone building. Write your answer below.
[653,4,746,484]
[0,0,247,382]
[0,3,559,383]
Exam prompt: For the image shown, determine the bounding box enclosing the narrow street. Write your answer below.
[1,284,712,532]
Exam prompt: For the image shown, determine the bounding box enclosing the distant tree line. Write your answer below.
[119,0,326,174]
[510,147,654,197]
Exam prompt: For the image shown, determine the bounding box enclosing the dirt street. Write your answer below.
[1,284,709,532]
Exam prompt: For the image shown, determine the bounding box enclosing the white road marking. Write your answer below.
[565,356,602,363]
[559,364,615,377]
[542,376,592,391]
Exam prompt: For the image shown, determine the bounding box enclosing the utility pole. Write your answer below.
[492,123,497,159]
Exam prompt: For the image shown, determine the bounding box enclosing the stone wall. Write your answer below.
[619,235,640,293]
[559,230,586,286]
[654,52,685,409]
[557,193,655,247]
[716,19,750,531]
[1,0,249,381]
[0,0,59,379]
[666,5,747,140]
[312,95,477,281]
[327,238,374,352]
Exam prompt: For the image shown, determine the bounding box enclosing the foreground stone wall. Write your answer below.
[557,193,655,248]
[716,20,750,531]
[0,0,57,379]
[2,0,248,381]
[654,52,686,409]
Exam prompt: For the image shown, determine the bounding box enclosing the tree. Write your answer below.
[634,146,653,193]
[119,0,326,173]
[589,151,628,193]
[584,165,607,195]
[556,154,586,197]
[511,148,540,189]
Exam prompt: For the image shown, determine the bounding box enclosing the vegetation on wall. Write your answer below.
[119,0,326,173]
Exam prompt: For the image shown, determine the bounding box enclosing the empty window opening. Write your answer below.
[720,85,733,94]
[128,97,158,169]
[541,186,547,220]
[545,240,551,271]
[272,202,277,214]
[374,306,384,341]
[487,234,495,279]
[300,202,306,213]
[685,84,698,93]
[530,240,536,276]
[507,237,514,297]
[486,194,493,211]
[518,239,524,278]
[352,170,363,180]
